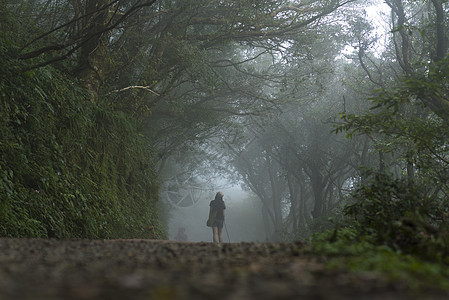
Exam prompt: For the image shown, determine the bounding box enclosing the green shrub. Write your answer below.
[0,19,165,239]
[344,172,449,262]
[309,228,449,291]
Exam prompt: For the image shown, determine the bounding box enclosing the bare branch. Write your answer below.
[19,0,158,62]
[19,0,120,52]
[107,85,160,96]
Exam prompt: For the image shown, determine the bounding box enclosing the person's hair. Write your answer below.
[215,192,223,201]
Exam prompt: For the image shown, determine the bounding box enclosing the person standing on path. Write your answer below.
[174,227,188,241]
[209,192,226,243]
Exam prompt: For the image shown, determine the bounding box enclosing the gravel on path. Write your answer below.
[0,238,446,300]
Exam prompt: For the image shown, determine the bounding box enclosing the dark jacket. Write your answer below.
[209,199,226,221]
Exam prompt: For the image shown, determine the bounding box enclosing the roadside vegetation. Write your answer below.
[1,1,449,291]
[0,10,164,238]
[309,227,449,292]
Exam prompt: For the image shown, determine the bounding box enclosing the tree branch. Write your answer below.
[107,85,160,96]
[430,0,448,61]
[19,0,120,53]
[18,0,158,63]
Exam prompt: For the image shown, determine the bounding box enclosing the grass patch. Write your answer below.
[308,227,449,291]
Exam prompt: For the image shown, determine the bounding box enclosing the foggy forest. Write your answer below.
[1,0,449,298]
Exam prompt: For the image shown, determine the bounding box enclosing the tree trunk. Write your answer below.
[299,182,307,230]
[430,0,448,62]
[387,0,449,120]
[287,173,298,233]
[379,151,385,173]
[407,161,414,183]
[311,172,324,219]
[262,206,271,241]
[75,0,114,101]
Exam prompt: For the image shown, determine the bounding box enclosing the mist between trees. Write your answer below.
[1,0,448,249]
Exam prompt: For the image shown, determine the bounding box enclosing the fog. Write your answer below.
[168,184,266,243]
[3,4,448,292]
[144,0,448,243]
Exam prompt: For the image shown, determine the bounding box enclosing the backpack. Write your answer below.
[206,209,217,227]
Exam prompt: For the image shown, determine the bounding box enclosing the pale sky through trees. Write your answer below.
[339,1,390,57]
[366,1,391,51]
[168,1,394,242]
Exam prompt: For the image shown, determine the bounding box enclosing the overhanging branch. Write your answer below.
[107,85,160,96]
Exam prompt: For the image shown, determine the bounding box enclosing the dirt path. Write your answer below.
[0,238,446,300]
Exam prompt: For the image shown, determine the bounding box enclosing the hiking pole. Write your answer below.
[224,221,231,243]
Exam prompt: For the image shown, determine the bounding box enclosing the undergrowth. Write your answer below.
[309,227,449,291]
[0,19,166,239]
[343,172,449,263]
[304,170,449,292]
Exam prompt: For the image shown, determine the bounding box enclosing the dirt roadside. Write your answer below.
[0,238,447,300]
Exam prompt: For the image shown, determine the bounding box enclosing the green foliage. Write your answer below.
[0,17,165,239]
[335,57,449,159]
[309,228,449,291]
[344,172,449,262]
[335,54,449,262]
[310,227,379,256]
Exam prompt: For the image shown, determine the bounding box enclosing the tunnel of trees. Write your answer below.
[1,0,449,261]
